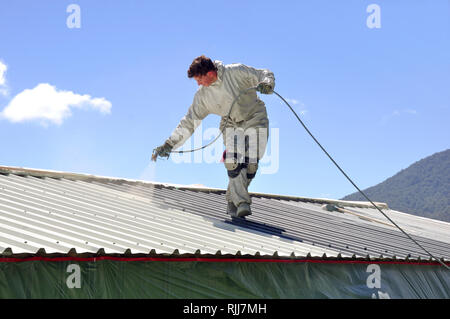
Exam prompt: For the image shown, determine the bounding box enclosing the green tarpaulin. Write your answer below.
[0,257,449,299]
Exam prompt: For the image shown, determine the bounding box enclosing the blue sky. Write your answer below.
[0,1,448,200]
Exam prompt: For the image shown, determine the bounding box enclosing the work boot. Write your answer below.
[227,201,237,217]
[236,202,252,218]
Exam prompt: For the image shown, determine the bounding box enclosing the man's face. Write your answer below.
[194,71,217,87]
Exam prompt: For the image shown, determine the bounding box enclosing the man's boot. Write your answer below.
[236,202,252,218]
[227,201,237,217]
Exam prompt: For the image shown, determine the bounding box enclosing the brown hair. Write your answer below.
[187,55,217,78]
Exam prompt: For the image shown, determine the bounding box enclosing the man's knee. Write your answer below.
[223,150,260,180]
[246,161,258,179]
[223,151,243,178]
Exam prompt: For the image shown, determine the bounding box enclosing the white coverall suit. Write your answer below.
[165,60,275,207]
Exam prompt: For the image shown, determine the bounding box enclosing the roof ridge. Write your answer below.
[0,165,388,209]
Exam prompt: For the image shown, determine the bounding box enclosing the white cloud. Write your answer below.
[0,61,6,85]
[0,83,112,126]
[282,97,308,115]
[0,60,8,96]
[285,98,300,105]
[381,108,418,125]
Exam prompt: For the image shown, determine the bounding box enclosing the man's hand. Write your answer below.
[151,142,173,161]
[256,82,274,94]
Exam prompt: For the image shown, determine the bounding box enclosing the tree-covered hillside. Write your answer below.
[342,149,450,222]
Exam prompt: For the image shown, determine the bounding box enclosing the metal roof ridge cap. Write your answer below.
[0,165,205,189]
[249,191,389,210]
[0,165,132,183]
[171,187,389,209]
[0,165,388,209]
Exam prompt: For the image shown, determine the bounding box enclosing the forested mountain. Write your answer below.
[342,149,450,222]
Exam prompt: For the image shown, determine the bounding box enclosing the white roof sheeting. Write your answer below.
[0,168,342,257]
[0,165,449,262]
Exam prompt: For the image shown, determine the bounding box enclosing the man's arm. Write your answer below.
[152,93,208,161]
[165,92,209,150]
[235,63,275,93]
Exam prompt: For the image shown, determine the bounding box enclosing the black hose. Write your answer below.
[274,90,449,270]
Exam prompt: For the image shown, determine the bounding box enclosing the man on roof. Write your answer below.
[152,55,275,218]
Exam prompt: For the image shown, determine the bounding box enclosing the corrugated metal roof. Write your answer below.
[0,165,449,262]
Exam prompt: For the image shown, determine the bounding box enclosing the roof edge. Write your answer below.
[0,252,446,267]
[0,165,388,210]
